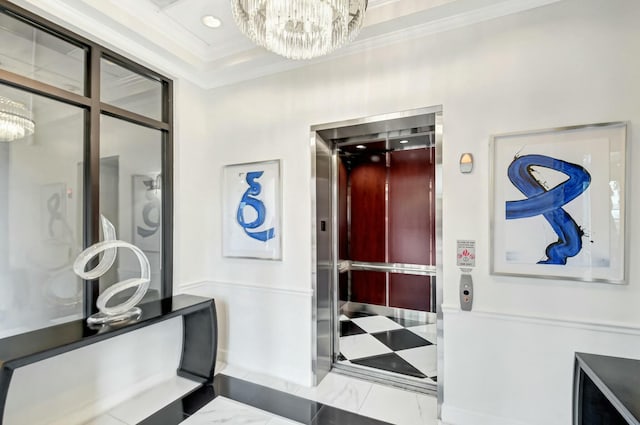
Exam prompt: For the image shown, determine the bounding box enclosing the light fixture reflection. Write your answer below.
[0,95,35,142]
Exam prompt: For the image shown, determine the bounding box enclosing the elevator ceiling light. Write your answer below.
[356,144,366,149]
[202,15,222,28]
[399,139,409,144]
[230,0,368,60]
[0,95,35,142]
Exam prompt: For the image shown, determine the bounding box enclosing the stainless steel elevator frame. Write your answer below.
[310,106,444,416]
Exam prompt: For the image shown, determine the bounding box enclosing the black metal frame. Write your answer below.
[0,0,174,316]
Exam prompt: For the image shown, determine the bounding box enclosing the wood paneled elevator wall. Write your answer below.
[339,146,435,312]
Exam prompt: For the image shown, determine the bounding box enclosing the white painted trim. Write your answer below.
[179,280,314,297]
[197,0,564,89]
[11,0,208,86]
[441,403,529,425]
[15,0,564,90]
[442,305,640,336]
[345,0,563,55]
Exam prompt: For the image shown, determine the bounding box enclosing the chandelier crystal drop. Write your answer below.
[231,0,368,60]
[0,95,35,142]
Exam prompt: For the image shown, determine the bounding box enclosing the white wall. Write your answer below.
[177,0,640,422]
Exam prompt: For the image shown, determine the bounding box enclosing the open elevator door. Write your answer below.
[312,107,443,397]
[311,133,334,385]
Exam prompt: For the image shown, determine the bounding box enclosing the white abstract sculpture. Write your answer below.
[73,215,151,325]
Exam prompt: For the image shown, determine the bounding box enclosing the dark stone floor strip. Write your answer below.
[137,374,392,425]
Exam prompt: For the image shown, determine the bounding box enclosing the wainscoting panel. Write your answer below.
[180,281,314,387]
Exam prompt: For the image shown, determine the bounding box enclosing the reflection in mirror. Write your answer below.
[0,83,84,337]
[0,11,85,94]
[100,58,162,120]
[100,115,162,302]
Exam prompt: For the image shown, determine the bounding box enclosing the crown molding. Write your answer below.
[10,0,563,90]
[197,0,564,89]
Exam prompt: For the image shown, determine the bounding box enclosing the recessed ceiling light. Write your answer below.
[356,145,366,149]
[399,139,409,144]
[202,15,222,28]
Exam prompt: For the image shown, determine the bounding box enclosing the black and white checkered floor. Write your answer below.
[338,312,437,384]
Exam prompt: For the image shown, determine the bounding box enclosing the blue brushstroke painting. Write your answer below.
[505,154,591,265]
[236,171,275,242]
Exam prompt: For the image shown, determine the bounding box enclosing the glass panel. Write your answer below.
[0,11,85,94]
[0,83,84,337]
[100,115,162,300]
[101,58,162,121]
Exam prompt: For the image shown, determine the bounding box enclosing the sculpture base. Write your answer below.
[86,307,142,326]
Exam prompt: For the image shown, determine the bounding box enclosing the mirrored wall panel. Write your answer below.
[100,114,162,298]
[0,83,84,337]
[0,10,85,94]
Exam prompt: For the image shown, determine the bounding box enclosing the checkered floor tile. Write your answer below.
[338,312,437,383]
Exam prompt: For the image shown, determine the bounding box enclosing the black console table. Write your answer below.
[574,352,640,425]
[0,294,217,425]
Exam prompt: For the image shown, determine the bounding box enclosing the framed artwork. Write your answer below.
[132,174,162,252]
[490,122,627,283]
[222,159,281,260]
[41,183,67,240]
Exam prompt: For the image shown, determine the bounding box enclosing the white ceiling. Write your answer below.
[13,0,562,89]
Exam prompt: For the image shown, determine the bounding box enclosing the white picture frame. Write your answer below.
[490,122,627,283]
[222,159,281,260]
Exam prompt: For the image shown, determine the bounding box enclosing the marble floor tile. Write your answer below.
[371,329,432,351]
[81,414,128,425]
[340,320,366,337]
[350,353,427,378]
[339,333,393,360]
[396,345,438,377]
[108,376,200,424]
[351,316,404,333]
[406,324,437,344]
[295,372,372,412]
[182,397,287,425]
[267,417,303,425]
[242,370,307,394]
[358,383,438,425]
[416,393,439,423]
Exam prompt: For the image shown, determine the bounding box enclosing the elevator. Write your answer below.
[311,106,443,398]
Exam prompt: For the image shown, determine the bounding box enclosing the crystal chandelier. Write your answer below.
[0,95,35,142]
[231,0,368,60]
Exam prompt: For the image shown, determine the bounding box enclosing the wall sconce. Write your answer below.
[459,153,474,173]
[143,174,162,193]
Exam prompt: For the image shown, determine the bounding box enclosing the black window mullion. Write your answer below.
[0,0,174,317]
[100,103,170,131]
[0,68,91,108]
[83,46,102,318]
[162,79,174,299]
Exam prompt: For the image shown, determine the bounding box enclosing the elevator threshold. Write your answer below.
[333,362,436,395]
